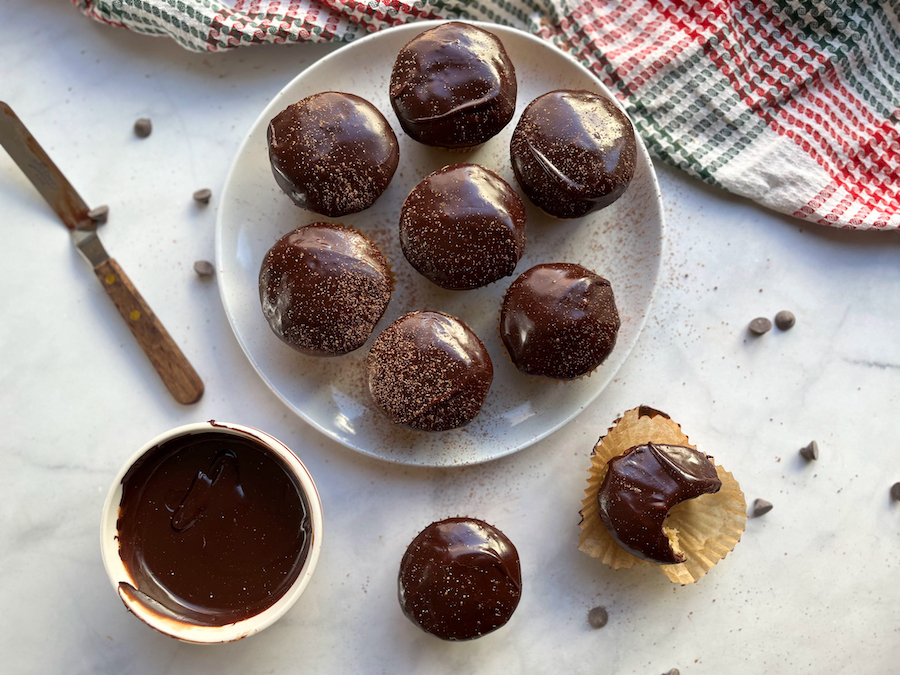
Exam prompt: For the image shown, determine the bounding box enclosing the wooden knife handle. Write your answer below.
[94,258,204,404]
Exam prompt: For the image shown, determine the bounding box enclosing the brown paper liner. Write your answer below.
[578,406,747,584]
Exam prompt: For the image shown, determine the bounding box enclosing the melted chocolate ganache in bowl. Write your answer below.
[116,432,313,627]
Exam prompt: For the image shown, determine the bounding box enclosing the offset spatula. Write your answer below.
[0,102,203,404]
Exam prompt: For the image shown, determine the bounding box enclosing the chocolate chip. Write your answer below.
[87,205,109,224]
[749,317,772,335]
[663,670,680,675]
[193,260,215,277]
[775,310,795,330]
[134,118,152,138]
[890,482,900,501]
[799,440,819,461]
[587,606,608,629]
[192,188,212,204]
[751,498,773,517]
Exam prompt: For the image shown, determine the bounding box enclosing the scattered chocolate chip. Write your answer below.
[890,482,900,501]
[193,260,215,277]
[799,440,819,461]
[749,317,772,335]
[134,118,152,138]
[587,606,608,629]
[192,188,212,204]
[751,498,773,517]
[775,310,796,330]
[87,205,109,224]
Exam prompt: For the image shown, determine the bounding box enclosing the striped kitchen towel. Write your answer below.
[73,0,900,230]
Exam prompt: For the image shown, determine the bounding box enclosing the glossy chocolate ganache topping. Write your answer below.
[399,518,522,641]
[366,311,493,431]
[389,22,517,149]
[500,262,620,380]
[259,223,393,357]
[117,432,312,627]
[597,443,722,565]
[400,163,526,290]
[267,92,399,217]
[510,90,636,219]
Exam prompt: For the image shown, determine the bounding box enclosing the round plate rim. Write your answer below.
[215,20,665,466]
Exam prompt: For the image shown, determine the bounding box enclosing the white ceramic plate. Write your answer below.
[216,21,664,467]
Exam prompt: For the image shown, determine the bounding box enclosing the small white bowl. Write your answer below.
[100,421,323,643]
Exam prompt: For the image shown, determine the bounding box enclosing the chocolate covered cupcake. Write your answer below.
[259,223,392,356]
[399,518,522,640]
[366,311,493,431]
[510,90,636,219]
[597,442,722,565]
[267,92,399,217]
[500,262,620,380]
[580,406,747,584]
[400,163,526,290]
[389,22,517,150]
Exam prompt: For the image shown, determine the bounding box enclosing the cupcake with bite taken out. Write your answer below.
[579,406,747,584]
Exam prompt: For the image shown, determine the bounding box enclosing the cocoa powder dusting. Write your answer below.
[366,311,493,432]
[260,223,392,356]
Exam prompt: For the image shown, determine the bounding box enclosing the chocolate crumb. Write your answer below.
[193,260,215,277]
[637,406,670,420]
[87,205,109,224]
[775,310,795,330]
[134,118,152,138]
[751,498,773,517]
[890,482,900,501]
[749,317,772,335]
[192,188,212,204]
[799,440,819,461]
[587,606,608,629]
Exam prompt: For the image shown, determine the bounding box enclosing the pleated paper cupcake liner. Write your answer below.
[579,406,747,584]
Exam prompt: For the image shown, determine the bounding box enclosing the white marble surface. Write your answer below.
[2,4,899,674]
